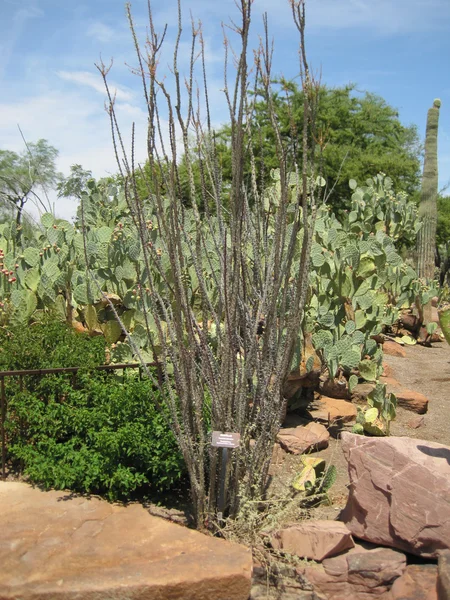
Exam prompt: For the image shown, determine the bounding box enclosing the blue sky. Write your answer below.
[1,0,450,220]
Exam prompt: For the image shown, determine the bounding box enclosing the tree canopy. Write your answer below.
[0,139,62,224]
[215,82,422,214]
[57,164,93,200]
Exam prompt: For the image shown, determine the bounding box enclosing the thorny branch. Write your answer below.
[94,0,321,529]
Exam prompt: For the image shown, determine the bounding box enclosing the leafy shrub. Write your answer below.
[0,319,105,371]
[2,322,184,500]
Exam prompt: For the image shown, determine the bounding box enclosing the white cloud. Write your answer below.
[0,88,150,221]
[86,22,116,43]
[13,6,43,22]
[57,70,134,102]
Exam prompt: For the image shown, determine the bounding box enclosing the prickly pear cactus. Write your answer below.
[0,170,434,375]
[305,174,431,383]
[353,382,397,436]
[438,304,450,345]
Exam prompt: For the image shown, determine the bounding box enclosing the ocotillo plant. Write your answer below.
[94,0,322,528]
[417,99,441,281]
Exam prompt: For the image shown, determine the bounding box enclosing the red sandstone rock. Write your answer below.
[345,547,406,589]
[319,377,351,399]
[390,564,438,600]
[284,370,321,398]
[418,325,442,344]
[271,521,354,561]
[399,312,421,332]
[380,376,401,388]
[340,433,450,558]
[438,550,450,600]
[0,482,252,600]
[407,415,425,429]
[383,340,407,358]
[381,380,429,413]
[307,396,357,423]
[351,383,375,404]
[277,422,330,454]
[394,388,429,414]
[298,545,406,600]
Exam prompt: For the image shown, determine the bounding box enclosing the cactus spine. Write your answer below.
[417,99,441,280]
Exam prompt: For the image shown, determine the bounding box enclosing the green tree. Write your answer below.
[217,82,421,214]
[0,140,62,225]
[57,164,93,200]
[132,136,232,212]
[0,202,37,239]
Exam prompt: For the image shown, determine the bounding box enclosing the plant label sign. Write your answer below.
[211,431,241,448]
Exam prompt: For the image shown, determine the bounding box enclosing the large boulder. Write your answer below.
[271,521,354,561]
[341,433,450,558]
[0,482,252,600]
[298,544,406,599]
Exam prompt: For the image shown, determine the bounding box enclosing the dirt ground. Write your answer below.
[382,341,450,446]
[270,339,450,520]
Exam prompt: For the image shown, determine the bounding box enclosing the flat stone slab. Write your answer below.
[0,482,252,599]
[277,422,330,454]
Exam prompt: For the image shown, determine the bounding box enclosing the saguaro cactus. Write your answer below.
[417,99,441,280]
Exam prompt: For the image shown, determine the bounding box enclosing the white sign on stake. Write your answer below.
[211,431,241,448]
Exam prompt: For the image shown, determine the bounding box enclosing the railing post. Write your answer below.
[1,377,6,480]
